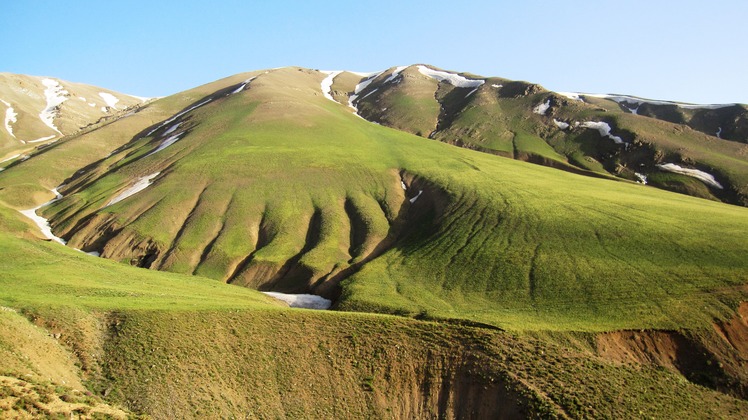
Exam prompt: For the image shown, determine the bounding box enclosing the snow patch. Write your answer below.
[1,153,21,164]
[127,94,151,103]
[634,172,648,185]
[465,87,479,98]
[491,84,502,88]
[78,97,87,102]
[716,127,722,139]
[146,134,183,157]
[1,99,17,138]
[553,119,570,130]
[533,99,551,115]
[556,92,584,102]
[409,190,423,203]
[348,71,385,111]
[347,71,380,78]
[146,98,212,136]
[98,92,120,109]
[27,135,57,143]
[231,77,256,94]
[19,188,66,245]
[320,70,343,102]
[656,163,723,189]
[361,88,379,100]
[590,93,736,110]
[40,79,69,134]
[107,172,160,206]
[560,92,735,110]
[163,122,181,136]
[416,65,485,88]
[580,121,625,144]
[261,292,331,310]
[384,66,408,84]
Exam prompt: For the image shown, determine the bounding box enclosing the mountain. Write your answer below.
[1,66,747,418]
[330,65,748,206]
[0,73,148,164]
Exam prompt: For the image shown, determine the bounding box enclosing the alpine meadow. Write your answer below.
[1,63,747,419]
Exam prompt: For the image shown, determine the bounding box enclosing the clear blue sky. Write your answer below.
[4,0,746,104]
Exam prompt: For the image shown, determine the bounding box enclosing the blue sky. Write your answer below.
[4,0,746,104]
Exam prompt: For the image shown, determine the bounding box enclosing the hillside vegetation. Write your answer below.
[1,66,747,418]
[5,66,743,331]
[339,65,748,205]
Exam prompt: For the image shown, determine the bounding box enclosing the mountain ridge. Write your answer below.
[0,72,149,165]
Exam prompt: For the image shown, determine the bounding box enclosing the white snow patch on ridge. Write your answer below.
[580,121,625,144]
[231,77,256,94]
[261,292,331,309]
[348,71,385,111]
[556,92,584,102]
[19,188,66,245]
[556,91,735,110]
[416,66,484,88]
[27,135,57,143]
[1,153,21,164]
[533,99,551,115]
[146,98,212,136]
[163,122,181,136]
[591,93,736,110]
[1,99,17,138]
[127,94,151,103]
[656,163,723,189]
[40,78,68,134]
[107,172,160,206]
[384,66,408,84]
[320,71,343,102]
[98,92,120,109]
[146,133,183,157]
[348,71,380,78]
[553,119,570,130]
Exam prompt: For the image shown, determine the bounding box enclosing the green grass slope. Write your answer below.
[1,67,748,417]
[0,201,745,417]
[4,66,744,334]
[348,65,748,206]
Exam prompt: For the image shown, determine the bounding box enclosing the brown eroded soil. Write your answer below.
[596,302,748,399]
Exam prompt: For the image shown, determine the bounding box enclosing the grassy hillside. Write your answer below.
[1,203,746,417]
[8,66,743,333]
[347,65,748,206]
[1,66,747,417]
